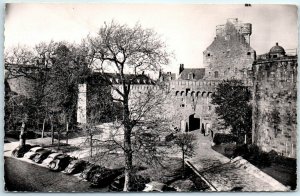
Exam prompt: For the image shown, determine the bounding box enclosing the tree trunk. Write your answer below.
[123,94,133,192]
[182,147,185,179]
[58,130,60,150]
[42,118,46,139]
[50,118,54,145]
[19,122,26,147]
[66,122,69,145]
[123,147,133,192]
[90,134,93,157]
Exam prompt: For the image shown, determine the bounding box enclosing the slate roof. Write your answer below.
[160,72,176,81]
[87,72,155,85]
[178,68,206,80]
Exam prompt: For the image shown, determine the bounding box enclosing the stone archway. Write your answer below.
[188,114,200,131]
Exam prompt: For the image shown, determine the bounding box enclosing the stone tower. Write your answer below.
[203,18,256,81]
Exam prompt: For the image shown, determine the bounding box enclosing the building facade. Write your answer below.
[166,18,254,134]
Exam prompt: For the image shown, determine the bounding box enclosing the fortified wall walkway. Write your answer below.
[187,132,288,192]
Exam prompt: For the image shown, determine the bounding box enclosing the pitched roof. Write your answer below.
[87,72,155,85]
[178,68,205,80]
[159,72,176,81]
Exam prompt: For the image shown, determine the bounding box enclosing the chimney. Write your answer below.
[179,64,184,74]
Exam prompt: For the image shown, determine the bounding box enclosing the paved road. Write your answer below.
[188,132,230,171]
[4,157,108,192]
[187,132,288,191]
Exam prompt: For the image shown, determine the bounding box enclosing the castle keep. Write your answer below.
[166,18,254,135]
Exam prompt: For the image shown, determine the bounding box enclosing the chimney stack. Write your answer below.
[179,64,184,74]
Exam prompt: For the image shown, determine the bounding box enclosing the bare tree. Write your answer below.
[5,41,92,147]
[86,21,171,191]
[174,133,196,178]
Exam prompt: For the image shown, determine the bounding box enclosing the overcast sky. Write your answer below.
[4,4,298,73]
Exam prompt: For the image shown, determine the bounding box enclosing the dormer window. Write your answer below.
[188,73,194,80]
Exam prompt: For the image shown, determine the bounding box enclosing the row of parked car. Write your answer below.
[11,144,176,192]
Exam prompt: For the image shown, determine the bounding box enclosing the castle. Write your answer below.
[152,18,297,158]
[5,18,297,158]
[164,18,255,136]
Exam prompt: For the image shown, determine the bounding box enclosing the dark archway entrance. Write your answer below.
[188,114,200,131]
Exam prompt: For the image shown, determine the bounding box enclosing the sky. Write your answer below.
[4,3,298,73]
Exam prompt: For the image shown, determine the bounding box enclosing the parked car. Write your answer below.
[33,149,53,163]
[80,164,103,181]
[42,153,63,166]
[12,144,37,158]
[109,174,150,192]
[64,159,87,175]
[24,146,44,159]
[90,168,123,187]
[48,154,72,171]
[143,181,176,192]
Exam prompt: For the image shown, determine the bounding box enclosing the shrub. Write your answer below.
[233,144,271,167]
[233,144,249,157]
[165,133,176,142]
[268,150,278,162]
[213,133,237,145]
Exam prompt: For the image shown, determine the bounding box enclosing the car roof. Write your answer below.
[37,148,51,153]
[146,181,166,190]
[31,147,43,151]
[49,153,62,157]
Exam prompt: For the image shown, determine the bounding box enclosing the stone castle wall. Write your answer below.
[252,57,297,158]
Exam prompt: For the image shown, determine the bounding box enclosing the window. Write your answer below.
[188,73,194,80]
[214,71,219,78]
[207,53,210,57]
[247,52,251,55]
[208,106,212,111]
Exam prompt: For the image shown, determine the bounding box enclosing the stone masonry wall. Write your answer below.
[252,57,297,158]
[203,20,255,81]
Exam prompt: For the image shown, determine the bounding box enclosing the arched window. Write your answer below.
[214,71,219,78]
[191,91,195,97]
